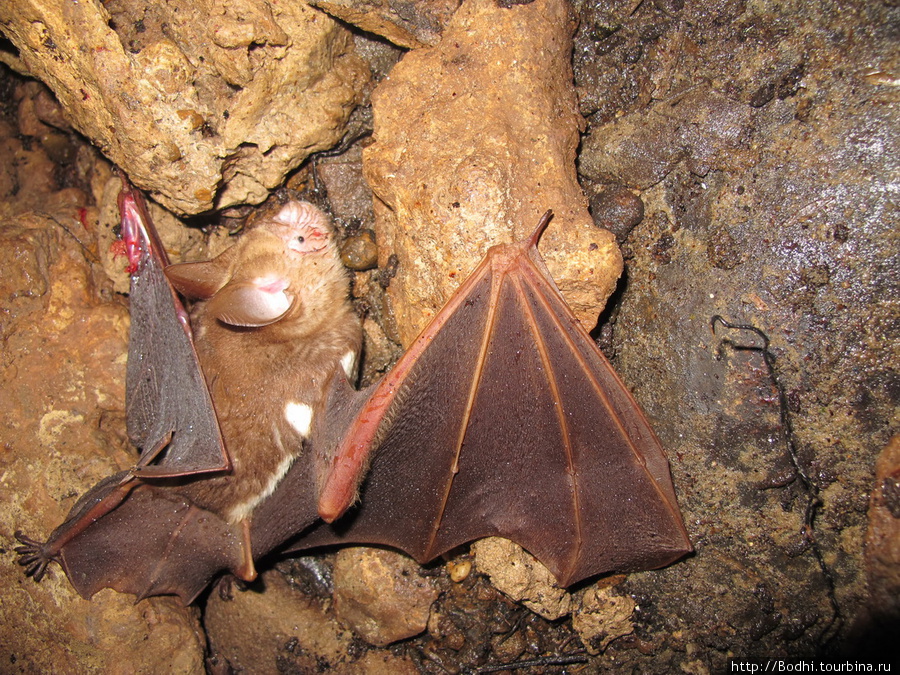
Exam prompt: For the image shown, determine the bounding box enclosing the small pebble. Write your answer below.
[446,559,472,583]
[341,229,379,270]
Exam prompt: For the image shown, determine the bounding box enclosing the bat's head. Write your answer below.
[166,201,350,331]
[263,201,331,255]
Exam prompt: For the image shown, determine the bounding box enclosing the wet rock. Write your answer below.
[311,0,461,48]
[352,34,405,82]
[332,547,439,646]
[0,0,369,214]
[362,0,622,345]
[340,228,379,271]
[706,227,744,270]
[354,314,399,384]
[573,0,899,666]
[349,651,419,675]
[205,568,419,672]
[579,85,755,189]
[425,570,584,671]
[316,145,377,227]
[862,435,900,619]
[588,184,645,243]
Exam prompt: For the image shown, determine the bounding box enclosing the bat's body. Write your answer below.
[166,202,361,531]
[17,185,690,604]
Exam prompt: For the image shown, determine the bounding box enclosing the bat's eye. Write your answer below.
[288,227,327,254]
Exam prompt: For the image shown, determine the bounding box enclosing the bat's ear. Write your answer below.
[205,279,293,327]
[166,260,231,300]
[165,245,241,299]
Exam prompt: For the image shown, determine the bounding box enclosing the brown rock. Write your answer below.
[333,547,439,646]
[316,144,376,226]
[572,0,898,663]
[347,651,419,675]
[362,0,621,345]
[206,570,353,671]
[588,184,645,244]
[0,0,369,215]
[206,566,424,671]
[359,314,403,383]
[311,0,461,48]
[579,85,755,189]
[864,434,900,617]
[571,583,635,655]
[471,538,573,620]
[341,228,379,271]
[15,81,55,137]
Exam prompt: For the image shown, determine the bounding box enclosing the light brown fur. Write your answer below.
[166,202,361,524]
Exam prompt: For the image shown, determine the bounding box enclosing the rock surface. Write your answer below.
[362,0,621,345]
[572,583,636,655]
[333,547,439,646]
[310,0,461,49]
[573,0,899,667]
[205,569,419,673]
[0,0,369,215]
[853,434,900,649]
[471,538,573,620]
[866,435,900,610]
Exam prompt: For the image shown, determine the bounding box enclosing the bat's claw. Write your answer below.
[215,575,242,601]
[13,531,53,582]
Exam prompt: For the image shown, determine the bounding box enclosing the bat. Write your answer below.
[16,181,361,600]
[17,185,691,603]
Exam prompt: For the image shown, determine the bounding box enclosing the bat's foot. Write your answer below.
[215,574,246,601]
[13,531,54,582]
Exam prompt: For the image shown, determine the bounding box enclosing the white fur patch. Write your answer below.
[284,401,313,437]
[341,350,357,380]
[228,453,295,524]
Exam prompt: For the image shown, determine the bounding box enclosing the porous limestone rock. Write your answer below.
[0,0,369,215]
[471,538,573,620]
[361,0,622,345]
[310,0,461,48]
[572,583,636,655]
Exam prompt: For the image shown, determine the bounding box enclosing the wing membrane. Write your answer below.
[299,220,691,585]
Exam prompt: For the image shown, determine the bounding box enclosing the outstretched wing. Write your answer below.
[299,212,691,586]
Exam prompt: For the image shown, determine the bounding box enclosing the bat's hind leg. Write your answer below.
[235,519,258,582]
